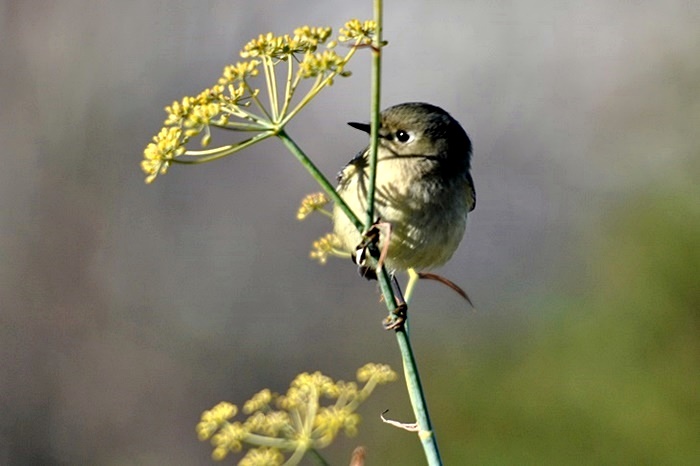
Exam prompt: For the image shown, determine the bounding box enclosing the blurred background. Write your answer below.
[1,0,698,464]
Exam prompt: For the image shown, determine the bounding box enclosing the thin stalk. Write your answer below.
[281,45,359,126]
[241,433,295,449]
[267,58,281,122]
[396,328,441,464]
[262,57,279,121]
[365,2,383,230]
[242,79,273,122]
[213,119,270,131]
[278,56,297,118]
[285,446,308,466]
[219,122,270,131]
[175,132,274,164]
[308,448,331,466]
[276,130,362,231]
[221,105,265,125]
[367,1,443,464]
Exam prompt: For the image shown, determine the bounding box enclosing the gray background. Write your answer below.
[2,1,698,464]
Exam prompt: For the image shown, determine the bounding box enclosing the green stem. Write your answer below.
[365,4,383,230]
[368,1,442,464]
[308,448,331,466]
[242,79,273,122]
[285,446,308,466]
[262,57,279,121]
[214,119,269,131]
[278,56,296,118]
[218,122,270,131]
[175,132,274,164]
[276,130,362,231]
[280,44,359,126]
[268,58,281,122]
[396,328,441,464]
[242,432,296,449]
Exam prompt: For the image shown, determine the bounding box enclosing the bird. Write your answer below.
[332,102,475,276]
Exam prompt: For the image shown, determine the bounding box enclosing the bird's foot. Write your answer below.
[353,219,392,279]
[356,265,377,280]
[382,302,407,331]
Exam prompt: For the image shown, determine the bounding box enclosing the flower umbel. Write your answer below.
[141,127,185,183]
[197,364,396,464]
[338,19,378,44]
[309,233,348,265]
[141,20,376,183]
[239,448,284,466]
[296,192,354,264]
[299,50,349,80]
[296,192,331,220]
[197,402,238,442]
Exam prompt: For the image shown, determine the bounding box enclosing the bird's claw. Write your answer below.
[353,220,391,276]
[356,265,377,280]
[382,303,407,331]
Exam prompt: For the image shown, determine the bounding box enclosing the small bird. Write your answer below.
[332,102,475,275]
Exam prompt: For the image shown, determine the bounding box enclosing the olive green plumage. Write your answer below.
[333,102,475,272]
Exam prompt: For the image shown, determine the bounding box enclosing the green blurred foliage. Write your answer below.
[341,149,700,464]
[386,181,699,465]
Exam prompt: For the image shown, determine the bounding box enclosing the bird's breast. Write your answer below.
[333,156,470,271]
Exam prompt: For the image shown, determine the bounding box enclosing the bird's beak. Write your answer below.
[347,121,371,134]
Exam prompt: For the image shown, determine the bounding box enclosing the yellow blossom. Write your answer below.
[243,389,273,414]
[299,50,346,79]
[296,192,330,220]
[357,363,398,384]
[142,20,373,183]
[219,60,260,85]
[196,402,238,441]
[196,365,394,464]
[310,233,347,264]
[210,421,247,459]
[314,406,360,445]
[141,127,185,183]
[292,25,332,51]
[239,447,284,466]
[338,19,377,44]
[183,102,221,138]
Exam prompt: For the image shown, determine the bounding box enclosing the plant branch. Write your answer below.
[242,79,273,122]
[366,1,442,464]
[279,57,296,118]
[365,6,382,230]
[261,57,278,121]
[276,130,362,231]
[175,132,274,164]
[281,44,359,126]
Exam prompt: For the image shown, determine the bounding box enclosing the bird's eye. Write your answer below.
[395,130,412,143]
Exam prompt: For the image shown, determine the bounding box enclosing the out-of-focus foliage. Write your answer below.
[2,1,699,465]
[391,179,700,465]
[196,364,396,464]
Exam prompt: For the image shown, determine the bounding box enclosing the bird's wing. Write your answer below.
[336,148,368,184]
[466,172,476,212]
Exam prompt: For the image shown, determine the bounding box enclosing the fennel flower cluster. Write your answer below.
[196,364,396,465]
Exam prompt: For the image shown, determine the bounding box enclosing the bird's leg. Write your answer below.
[403,268,420,303]
[355,264,377,280]
[382,274,408,331]
[351,219,406,330]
